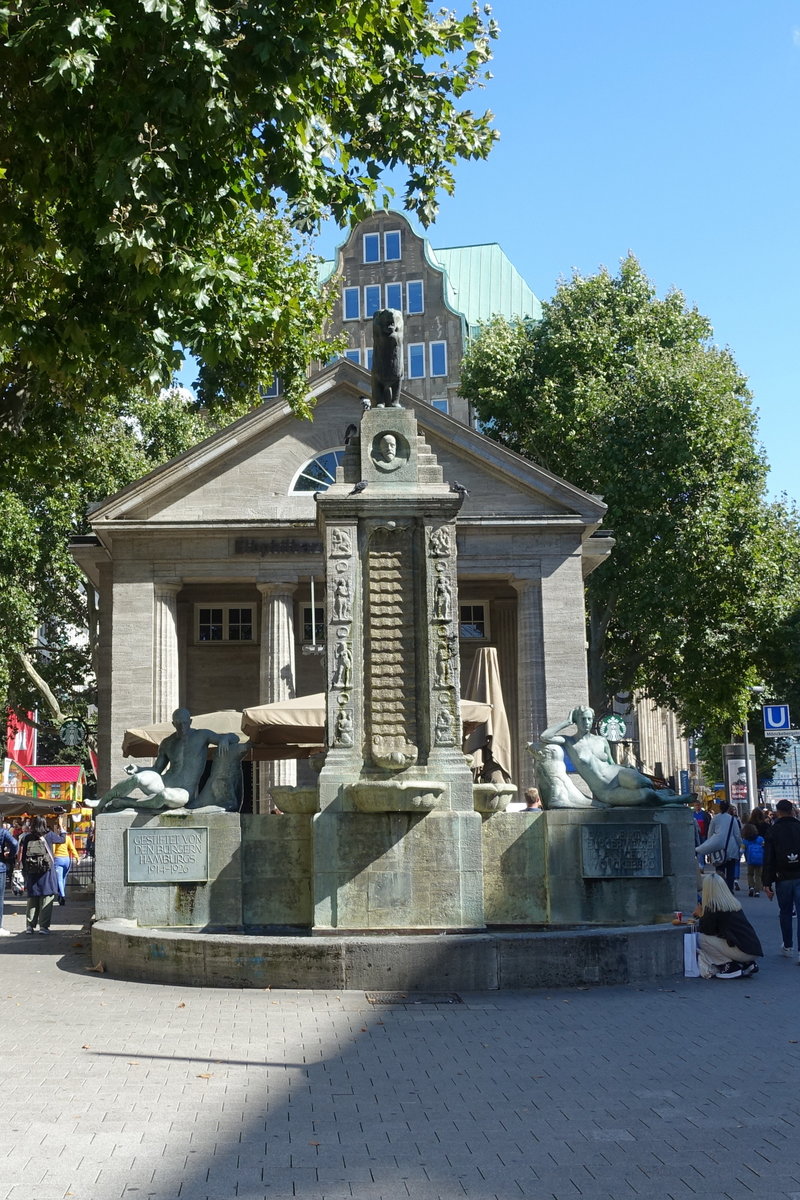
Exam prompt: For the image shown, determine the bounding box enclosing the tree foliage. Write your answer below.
[460,257,800,766]
[0,0,498,424]
[0,387,219,744]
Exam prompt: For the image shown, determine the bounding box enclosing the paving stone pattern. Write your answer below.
[1,887,799,1200]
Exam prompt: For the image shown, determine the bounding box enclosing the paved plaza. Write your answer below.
[1,887,799,1200]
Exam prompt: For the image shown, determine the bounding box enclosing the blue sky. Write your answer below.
[314,2,800,503]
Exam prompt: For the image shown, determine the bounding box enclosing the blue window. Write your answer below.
[407,280,424,314]
[364,285,381,317]
[408,343,425,379]
[344,349,361,364]
[432,397,449,413]
[262,374,281,398]
[365,348,373,371]
[430,341,447,377]
[384,230,401,261]
[363,233,380,263]
[290,449,346,494]
[343,287,360,320]
[385,282,402,311]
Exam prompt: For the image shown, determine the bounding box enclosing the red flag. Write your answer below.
[6,710,37,768]
[88,748,99,778]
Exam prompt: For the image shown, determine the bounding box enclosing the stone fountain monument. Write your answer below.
[90,310,696,988]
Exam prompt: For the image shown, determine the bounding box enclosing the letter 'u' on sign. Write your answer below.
[763,704,791,731]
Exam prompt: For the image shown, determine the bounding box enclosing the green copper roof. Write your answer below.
[318,230,542,333]
[430,243,542,332]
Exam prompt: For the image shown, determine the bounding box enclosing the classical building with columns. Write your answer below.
[72,211,690,806]
[71,359,612,807]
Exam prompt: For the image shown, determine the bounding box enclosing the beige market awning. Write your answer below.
[122,708,322,762]
[121,710,246,758]
[241,694,493,747]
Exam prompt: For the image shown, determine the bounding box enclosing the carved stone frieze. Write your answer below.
[331,631,352,689]
[428,526,452,558]
[330,527,352,557]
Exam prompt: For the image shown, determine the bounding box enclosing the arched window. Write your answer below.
[290,448,346,494]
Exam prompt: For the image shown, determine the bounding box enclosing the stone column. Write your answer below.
[152,583,181,723]
[511,576,545,792]
[492,597,518,783]
[257,583,298,808]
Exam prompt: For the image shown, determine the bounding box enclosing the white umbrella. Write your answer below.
[463,646,513,782]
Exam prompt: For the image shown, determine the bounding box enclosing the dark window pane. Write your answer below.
[303,607,324,642]
[199,607,223,641]
[460,605,486,639]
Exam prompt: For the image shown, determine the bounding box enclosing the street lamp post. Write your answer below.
[742,685,765,813]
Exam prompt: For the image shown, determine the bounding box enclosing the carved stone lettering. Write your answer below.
[580,825,663,878]
[235,538,322,556]
[126,827,209,884]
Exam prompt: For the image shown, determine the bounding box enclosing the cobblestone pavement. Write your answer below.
[1,884,799,1200]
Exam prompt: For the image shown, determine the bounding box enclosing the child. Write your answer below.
[741,822,765,896]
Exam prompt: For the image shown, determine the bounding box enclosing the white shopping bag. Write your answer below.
[683,930,700,978]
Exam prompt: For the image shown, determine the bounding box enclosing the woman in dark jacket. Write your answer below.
[692,872,763,979]
[17,817,65,935]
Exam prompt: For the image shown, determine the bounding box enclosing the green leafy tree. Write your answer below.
[0,388,219,749]
[460,256,800,760]
[1,0,497,425]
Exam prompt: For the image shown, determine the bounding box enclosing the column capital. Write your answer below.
[256,581,298,598]
[154,580,182,596]
[510,574,540,595]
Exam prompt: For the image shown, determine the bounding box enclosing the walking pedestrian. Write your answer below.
[741,822,765,896]
[17,817,65,934]
[52,826,80,905]
[696,799,742,893]
[0,824,19,936]
[762,799,800,961]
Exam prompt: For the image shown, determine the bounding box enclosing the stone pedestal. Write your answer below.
[480,805,696,927]
[95,811,243,929]
[312,810,484,932]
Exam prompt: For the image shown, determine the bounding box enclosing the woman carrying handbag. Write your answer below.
[17,817,65,935]
[696,799,742,893]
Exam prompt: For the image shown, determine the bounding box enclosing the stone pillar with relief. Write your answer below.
[152,582,181,723]
[257,583,297,808]
[311,404,484,932]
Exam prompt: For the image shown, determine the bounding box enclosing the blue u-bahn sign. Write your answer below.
[762,704,798,737]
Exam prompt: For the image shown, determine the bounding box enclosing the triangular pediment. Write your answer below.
[88,361,606,536]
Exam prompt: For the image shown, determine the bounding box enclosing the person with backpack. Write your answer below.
[762,799,800,961]
[695,799,743,893]
[0,824,19,936]
[16,816,65,935]
[741,822,765,896]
